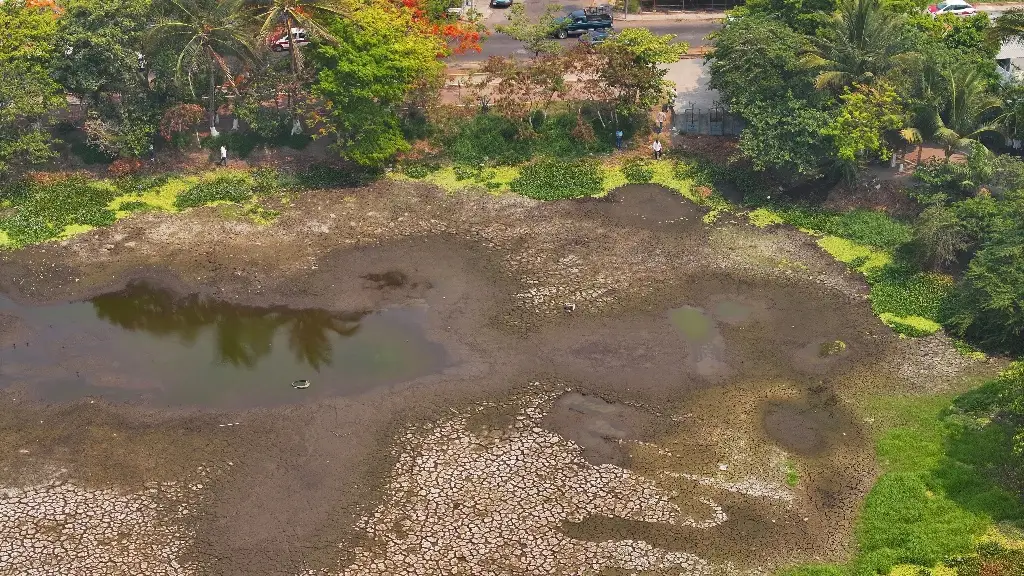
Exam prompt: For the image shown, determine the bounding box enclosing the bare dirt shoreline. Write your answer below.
[0,182,995,575]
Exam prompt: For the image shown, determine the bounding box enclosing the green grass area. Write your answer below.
[0,168,288,248]
[783,386,1024,576]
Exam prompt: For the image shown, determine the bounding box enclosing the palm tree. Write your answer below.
[149,0,258,131]
[254,0,346,116]
[902,67,1002,160]
[934,68,1003,158]
[803,0,916,90]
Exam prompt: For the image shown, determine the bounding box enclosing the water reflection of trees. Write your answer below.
[90,284,363,369]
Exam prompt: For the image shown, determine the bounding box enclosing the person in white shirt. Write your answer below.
[652,139,663,160]
[219,145,228,166]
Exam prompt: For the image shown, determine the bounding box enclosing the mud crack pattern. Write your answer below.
[307,389,745,576]
[0,474,204,576]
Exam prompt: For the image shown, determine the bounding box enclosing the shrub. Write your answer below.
[621,158,654,184]
[296,163,381,189]
[402,161,441,179]
[71,140,116,165]
[448,114,531,166]
[941,227,1024,353]
[202,132,262,159]
[249,167,282,197]
[510,159,604,200]
[174,176,253,210]
[911,204,969,270]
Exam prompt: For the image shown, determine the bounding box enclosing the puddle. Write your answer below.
[0,283,447,408]
[669,306,716,344]
[711,299,755,326]
[668,306,732,379]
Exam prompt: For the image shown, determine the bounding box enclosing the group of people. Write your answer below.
[613,99,673,160]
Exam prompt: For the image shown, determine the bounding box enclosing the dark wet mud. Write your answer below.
[579,184,707,233]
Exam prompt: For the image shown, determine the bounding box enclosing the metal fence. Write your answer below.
[675,103,744,136]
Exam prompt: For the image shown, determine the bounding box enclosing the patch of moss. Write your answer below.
[816,236,892,274]
[0,230,10,248]
[748,207,784,228]
[879,313,943,337]
[784,460,800,487]
[59,224,95,239]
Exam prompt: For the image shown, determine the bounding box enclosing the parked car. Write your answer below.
[927,0,977,17]
[490,0,512,7]
[579,30,611,46]
[552,9,613,39]
[271,28,310,52]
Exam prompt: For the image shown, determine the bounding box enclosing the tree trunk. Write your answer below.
[208,49,217,130]
[287,17,299,116]
[917,144,923,166]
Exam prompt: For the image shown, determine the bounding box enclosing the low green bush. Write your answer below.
[510,159,603,200]
[941,226,1024,354]
[70,140,116,165]
[448,114,531,166]
[249,167,282,197]
[869,265,953,321]
[174,176,253,209]
[621,158,654,184]
[402,161,441,179]
[296,163,381,189]
[0,176,117,246]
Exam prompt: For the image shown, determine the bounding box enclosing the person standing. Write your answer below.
[615,129,624,150]
[219,145,228,166]
[652,138,662,160]
[656,110,667,133]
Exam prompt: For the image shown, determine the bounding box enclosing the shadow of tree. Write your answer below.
[91,283,366,369]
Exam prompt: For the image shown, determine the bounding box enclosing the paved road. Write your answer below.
[448,19,721,63]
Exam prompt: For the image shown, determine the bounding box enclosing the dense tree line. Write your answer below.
[712,0,1024,352]
[0,0,482,172]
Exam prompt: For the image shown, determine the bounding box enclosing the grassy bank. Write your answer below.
[784,365,1024,576]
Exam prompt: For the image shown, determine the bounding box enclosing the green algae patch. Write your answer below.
[816,236,892,275]
[391,165,520,194]
[748,207,785,228]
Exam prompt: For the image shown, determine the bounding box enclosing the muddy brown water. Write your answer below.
[0,282,447,408]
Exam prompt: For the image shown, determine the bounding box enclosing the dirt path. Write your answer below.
[0,181,993,575]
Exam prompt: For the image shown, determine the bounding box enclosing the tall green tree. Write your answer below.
[148,0,258,130]
[595,27,687,116]
[54,0,159,157]
[0,1,64,176]
[310,4,444,165]
[803,0,916,90]
[495,3,562,57]
[914,67,1003,158]
[255,0,347,113]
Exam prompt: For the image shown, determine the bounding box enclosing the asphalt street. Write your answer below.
[448,19,721,63]
[447,0,722,64]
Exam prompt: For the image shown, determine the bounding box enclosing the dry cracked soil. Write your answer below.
[0,182,994,575]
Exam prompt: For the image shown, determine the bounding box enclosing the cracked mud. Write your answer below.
[0,182,994,575]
